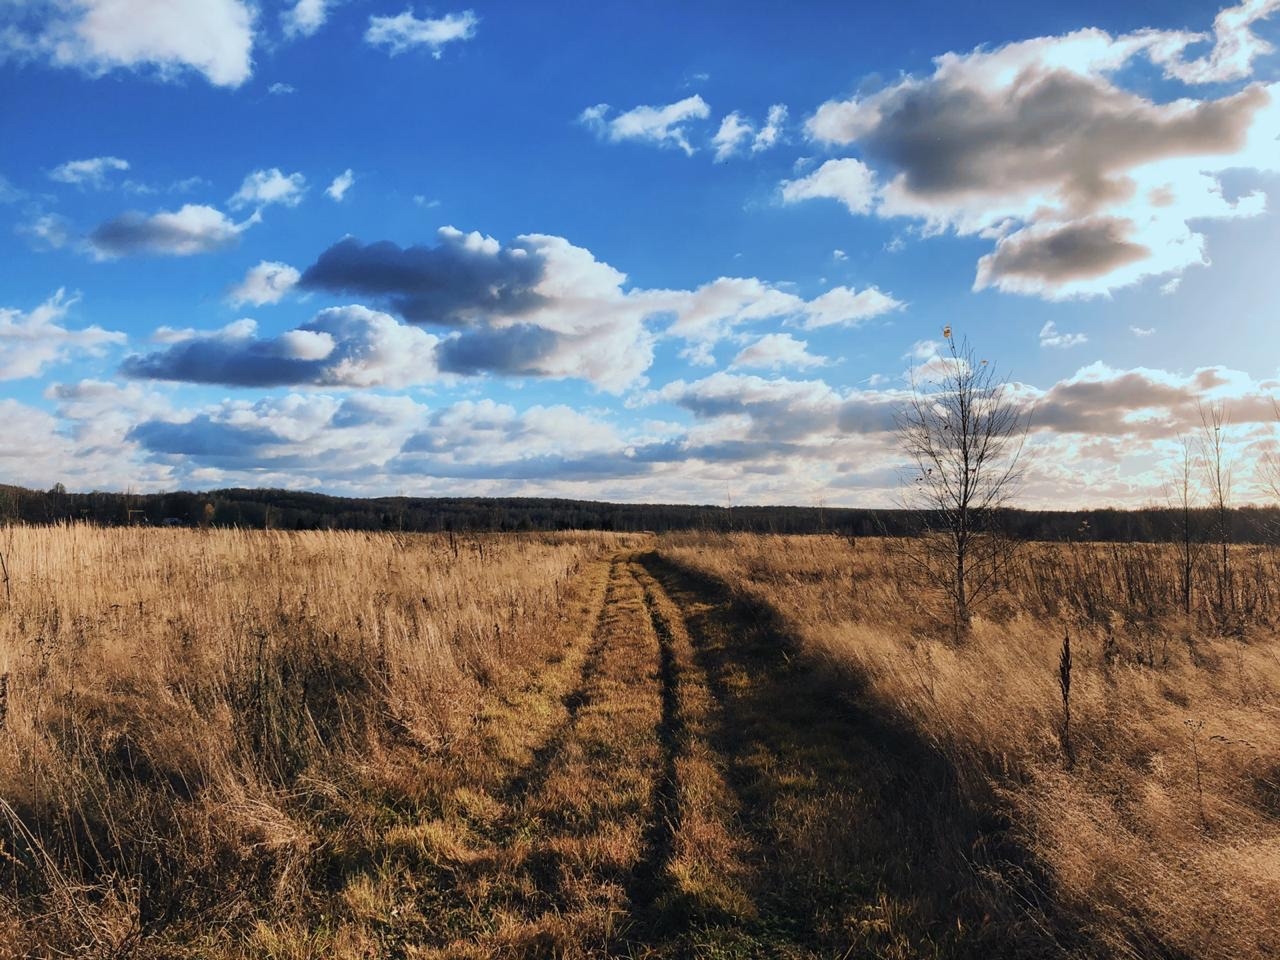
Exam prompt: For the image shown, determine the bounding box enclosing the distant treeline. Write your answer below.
[1,483,1278,544]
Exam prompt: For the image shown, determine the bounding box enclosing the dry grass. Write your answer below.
[3,523,1275,958]
[0,524,633,957]
[657,533,1280,960]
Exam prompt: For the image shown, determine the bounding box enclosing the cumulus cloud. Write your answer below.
[122,305,440,388]
[976,217,1151,293]
[46,377,174,454]
[88,203,253,258]
[781,158,877,214]
[282,0,331,39]
[0,290,125,379]
[326,168,354,201]
[0,0,256,87]
[581,95,712,155]
[1148,0,1280,84]
[0,396,172,492]
[49,156,129,188]
[230,168,306,209]
[299,228,648,391]
[129,392,427,479]
[1028,362,1280,439]
[790,2,1280,299]
[802,285,905,328]
[229,260,301,306]
[300,227,546,324]
[655,372,904,460]
[365,8,478,57]
[299,226,903,389]
[712,112,753,162]
[656,277,810,355]
[752,104,788,152]
[712,104,788,160]
[731,333,828,370]
[390,399,639,481]
[653,279,902,362]
[1038,320,1088,349]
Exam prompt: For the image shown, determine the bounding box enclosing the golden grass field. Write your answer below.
[0,525,1276,958]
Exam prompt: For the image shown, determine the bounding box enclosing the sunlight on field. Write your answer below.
[1,525,1278,958]
[659,533,1280,960]
[0,525,630,956]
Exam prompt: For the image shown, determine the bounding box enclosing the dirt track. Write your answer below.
[388,550,1039,959]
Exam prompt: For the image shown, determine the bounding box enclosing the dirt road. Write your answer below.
[368,549,1039,959]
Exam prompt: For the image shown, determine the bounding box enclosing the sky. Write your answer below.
[1,0,1279,508]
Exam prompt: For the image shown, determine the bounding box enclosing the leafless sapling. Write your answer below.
[896,327,1029,638]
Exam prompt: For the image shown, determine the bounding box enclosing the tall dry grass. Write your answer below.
[657,533,1280,960]
[0,524,625,956]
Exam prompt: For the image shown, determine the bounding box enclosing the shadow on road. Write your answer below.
[638,550,1079,960]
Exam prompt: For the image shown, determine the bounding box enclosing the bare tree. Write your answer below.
[896,328,1028,637]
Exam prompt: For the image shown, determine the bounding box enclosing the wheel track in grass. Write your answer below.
[634,549,1075,960]
[395,548,1067,958]
[412,554,670,957]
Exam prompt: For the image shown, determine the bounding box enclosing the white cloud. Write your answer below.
[151,318,258,344]
[20,213,74,250]
[229,260,301,306]
[0,290,125,380]
[802,285,904,328]
[1038,320,1088,349]
[731,333,828,370]
[792,3,1280,299]
[124,305,442,389]
[655,276,807,351]
[130,392,428,485]
[712,112,753,162]
[581,95,712,156]
[780,158,878,214]
[326,168,354,202]
[1147,0,1280,84]
[0,396,172,492]
[711,104,788,160]
[0,0,257,87]
[365,8,478,57]
[49,156,129,188]
[230,168,306,209]
[282,0,331,39]
[88,204,254,258]
[832,249,847,261]
[752,104,788,152]
[1130,325,1156,337]
[268,81,295,95]
[296,225,903,391]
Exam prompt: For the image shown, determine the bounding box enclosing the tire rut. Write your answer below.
[419,554,671,957]
[635,549,1069,960]
[621,570,686,937]
[494,556,619,809]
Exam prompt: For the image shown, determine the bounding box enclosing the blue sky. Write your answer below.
[1,0,1279,506]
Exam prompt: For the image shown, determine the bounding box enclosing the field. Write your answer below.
[0,526,1277,958]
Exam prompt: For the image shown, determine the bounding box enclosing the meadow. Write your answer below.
[0,524,1275,958]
